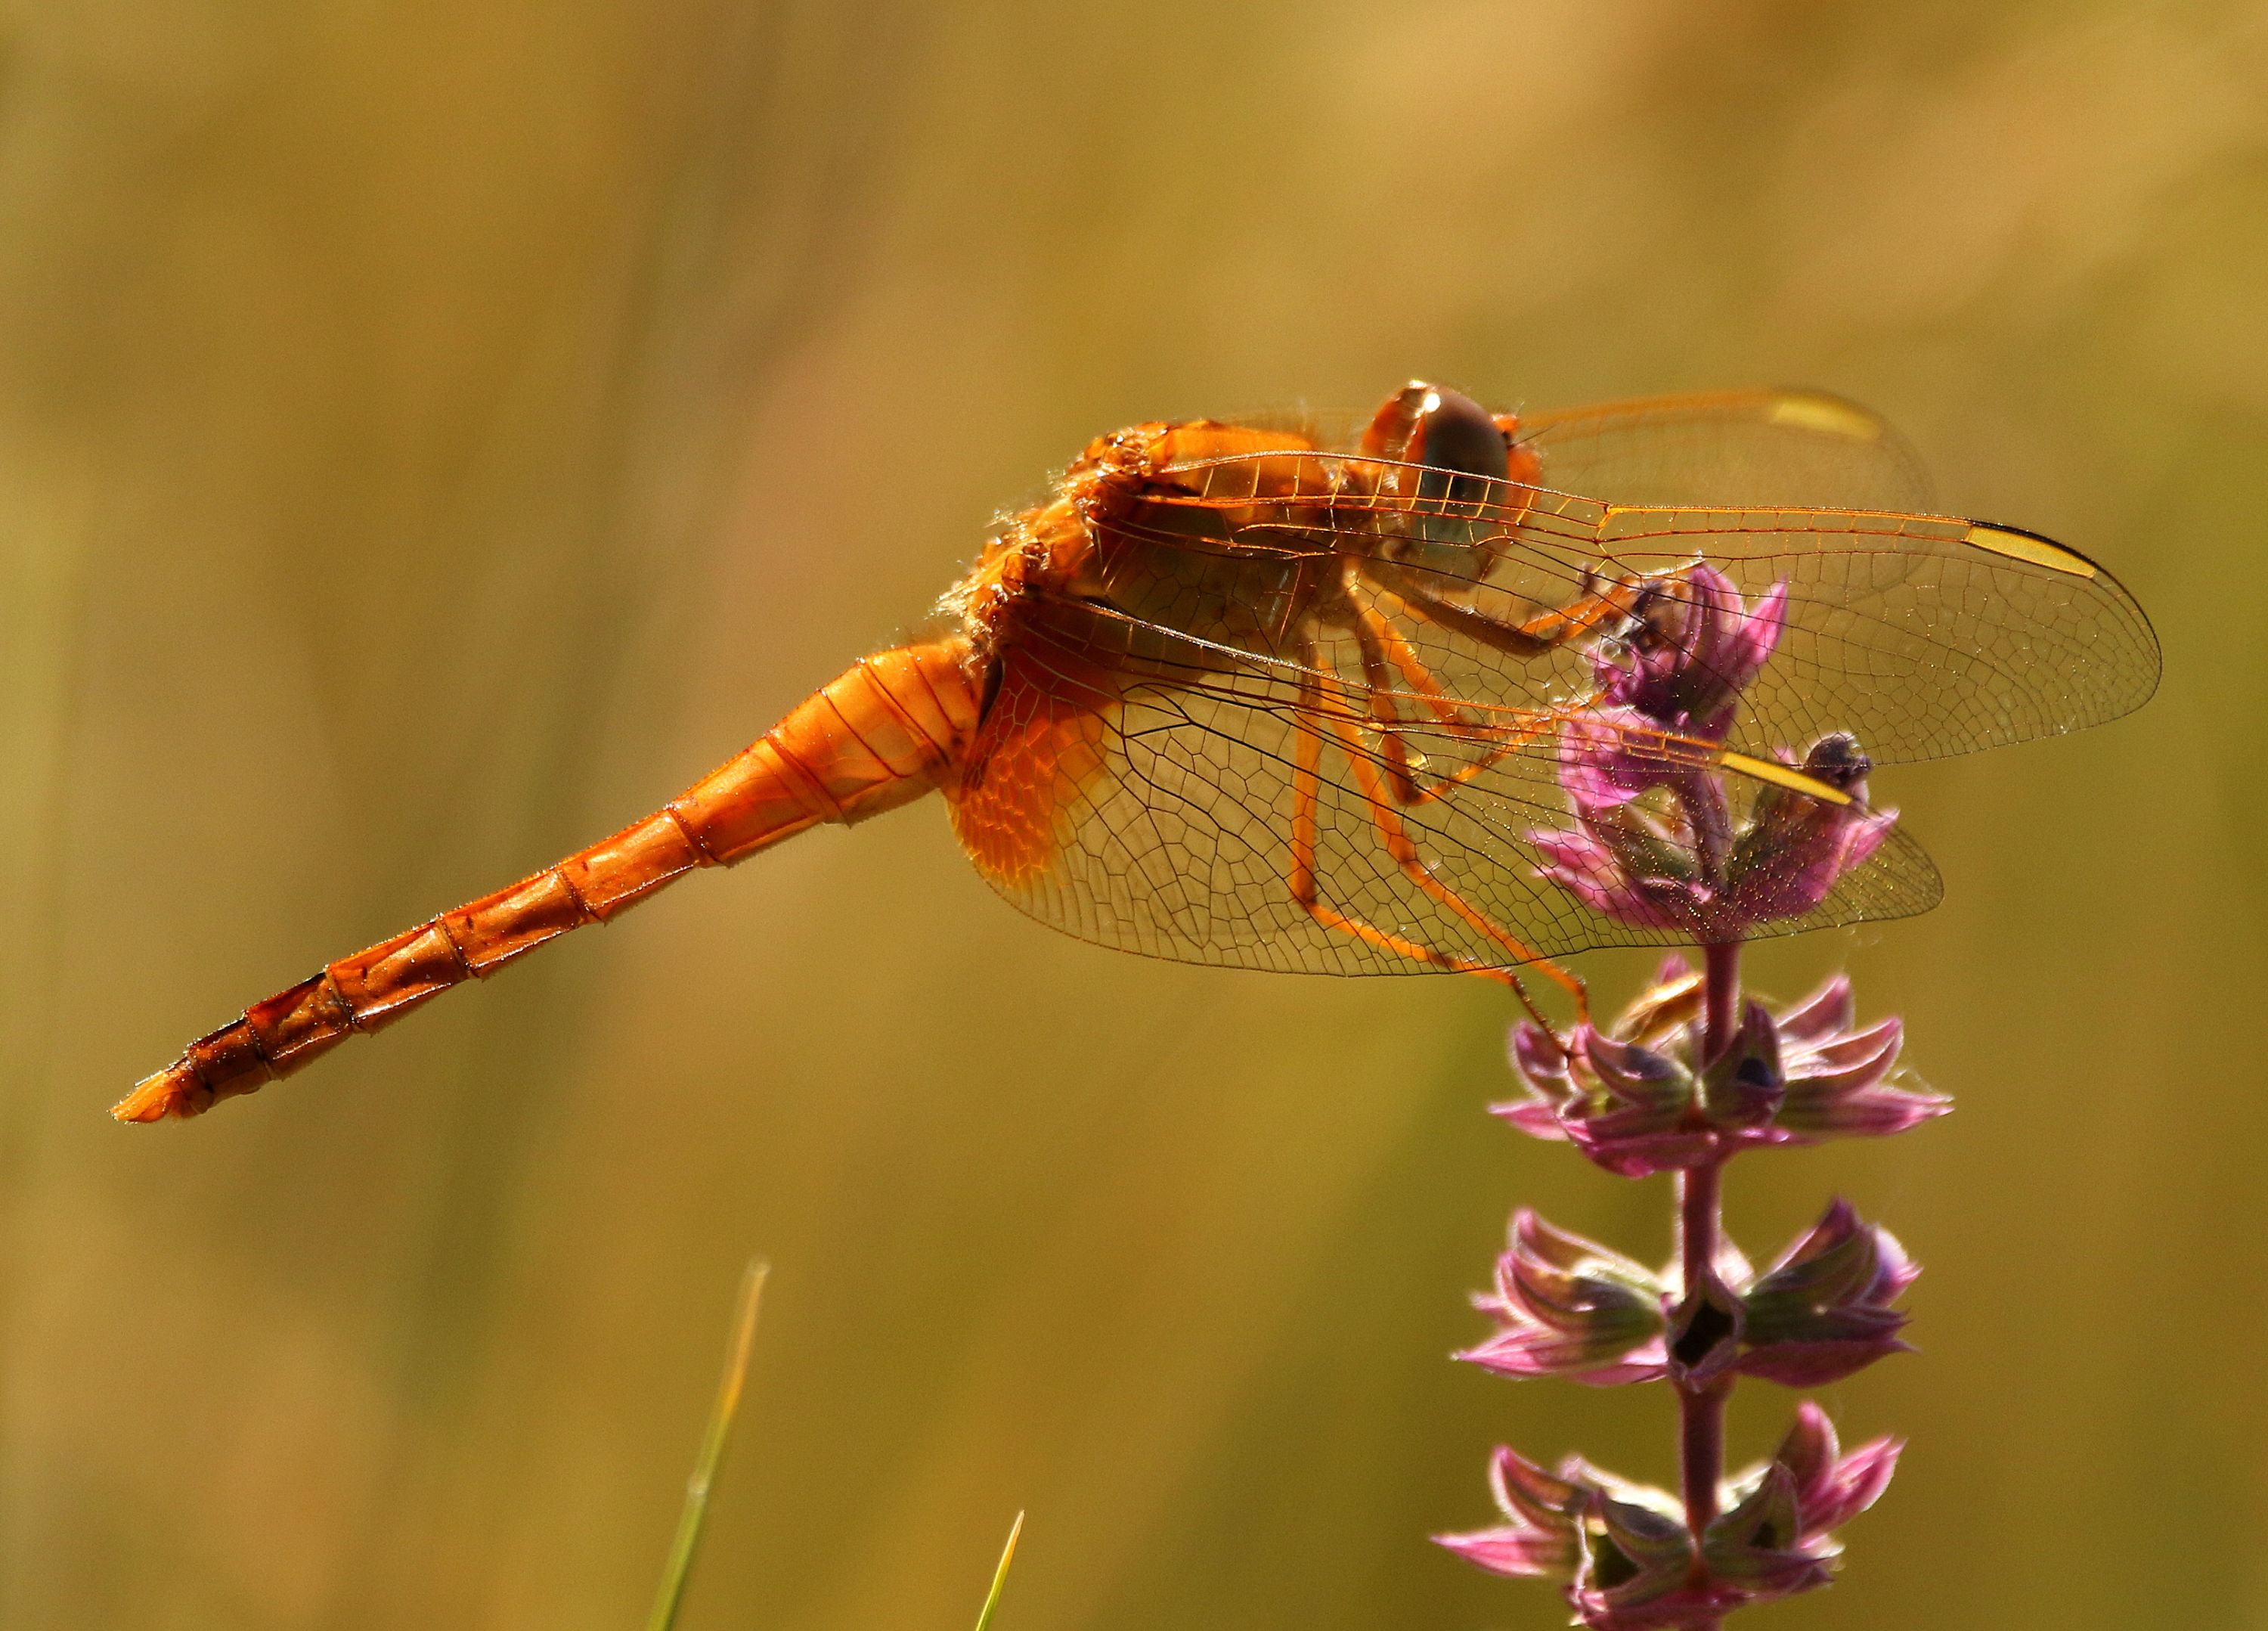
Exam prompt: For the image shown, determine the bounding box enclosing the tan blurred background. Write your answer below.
[2,2,2262,1626]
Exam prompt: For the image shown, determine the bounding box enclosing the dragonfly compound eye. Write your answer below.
[1408,386,1510,489]
[1362,382,1510,486]
[1362,383,1514,569]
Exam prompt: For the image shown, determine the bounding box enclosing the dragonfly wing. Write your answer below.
[1519,389,1935,511]
[1120,462,2158,767]
[1572,504,2160,764]
[953,606,1943,975]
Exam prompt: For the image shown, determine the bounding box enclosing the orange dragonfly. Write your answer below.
[116,383,2158,1121]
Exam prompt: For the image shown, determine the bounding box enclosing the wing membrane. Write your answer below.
[965,605,1941,974]
[1582,502,2155,764]
[1120,453,2160,766]
[1519,389,1935,511]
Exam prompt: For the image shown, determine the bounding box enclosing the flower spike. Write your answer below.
[1460,1210,1669,1385]
[1447,543,1965,1623]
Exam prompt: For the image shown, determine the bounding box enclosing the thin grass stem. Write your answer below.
[645,1257,770,1631]
[971,1511,1026,1631]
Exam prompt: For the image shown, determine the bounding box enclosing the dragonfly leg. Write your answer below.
[1285,671,1504,977]
[1315,565,1476,803]
[1342,586,1591,811]
[1348,591,1492,736]
[1316,668,1588,1027]
[1376,569,1649,659]
[1343,605,1428,804]
[1285,660,1585,1035]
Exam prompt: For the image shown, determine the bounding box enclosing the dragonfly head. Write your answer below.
[1363,383,1517,576]
[1363,382,1507,486]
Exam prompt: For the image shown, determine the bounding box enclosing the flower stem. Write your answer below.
[1675,1161,1728,1532]
[1702,940,1741,1059]
[1679,937,1743,1631]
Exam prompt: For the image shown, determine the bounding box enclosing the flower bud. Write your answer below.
[1440,1409,1899,1623]
[1702,1462,1833,1599]
[1461,1211,1670,1385]
[1573,1485,1706,1623]
[1665,1265,1746,1384]
[1738,1199,1917,1385]
[1699,1000,1785,1127]
[1693,1402,1903,1607]
[1589,566,1787,734]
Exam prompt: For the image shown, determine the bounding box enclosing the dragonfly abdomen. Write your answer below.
[115,637,983,1121]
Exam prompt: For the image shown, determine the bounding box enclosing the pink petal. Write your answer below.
[1491,1099,1573,1141]
[1784,1082,1953,1137]
[1720,579,1788,689]
[1790,1017,1904,1093]
[1459,1329,1671,1386]
[1775,974,1855,1042]
[1433,1525,1566,1579]
[1802,1437,1904,1536]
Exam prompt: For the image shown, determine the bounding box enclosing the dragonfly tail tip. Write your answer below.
[111,1065,200,1124]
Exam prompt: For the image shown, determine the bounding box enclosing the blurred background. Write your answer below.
[2,2,2262,1626]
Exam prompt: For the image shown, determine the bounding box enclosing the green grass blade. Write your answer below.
[971,1511,1024,1631]
[645,1258,770,1631]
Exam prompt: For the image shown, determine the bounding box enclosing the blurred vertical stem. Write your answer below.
[1675,1158,1726,1523]
[646,1257,769,1631]
[971,1511,1025,1631]
[1675,1158,1728,1631]
[1702,941,1741,1055]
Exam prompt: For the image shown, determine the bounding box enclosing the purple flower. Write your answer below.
[1591,565,1786,736]
[1774,1400,1903,1536]
[1498,958,1947,1177]
[1529,792,1708,934]
[1459,1210,1670,1385]
[1702,1403,1903,1603]
[1438,1407,1900,1625]
[1436,1449,1718,1628]
[1458,1195,1915,1391]
[1721,734,1900,922]
[1568,1486,1731,1629]
[1739,1199,1919,1386]
[1433,1445,1585,1580]
[1495,1007,1718,1177]
[1535,560,1902,944]
[1773,972,1950,1138]
[1536,733,1901,941]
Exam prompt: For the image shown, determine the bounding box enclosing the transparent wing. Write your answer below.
[1518,389,1935,511]
[1560,500,2155,763]
[1114,452,2159,768]
[953,605,1942,975]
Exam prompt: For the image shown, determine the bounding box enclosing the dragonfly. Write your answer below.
[116,382,2159,1121]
